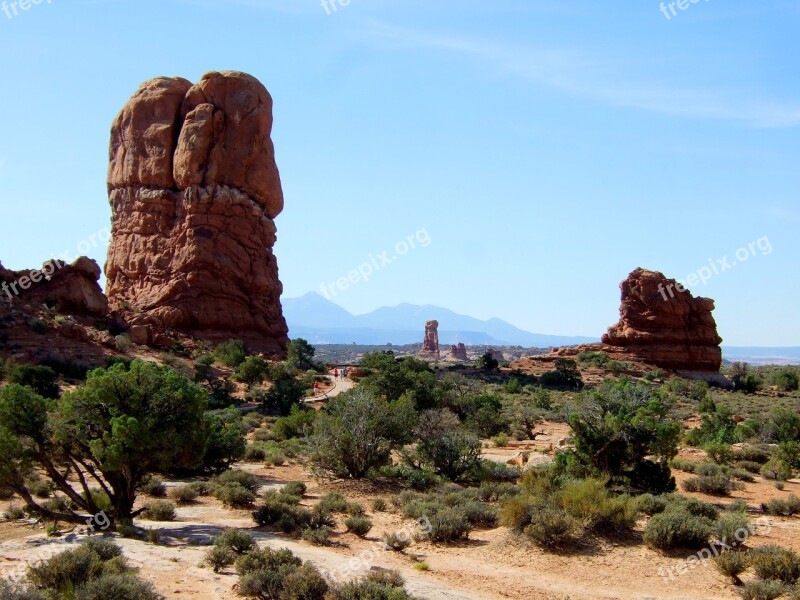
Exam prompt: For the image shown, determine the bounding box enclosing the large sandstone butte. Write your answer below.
[602,268,722,372]
[105,71,288,354]
[420,319,440,359]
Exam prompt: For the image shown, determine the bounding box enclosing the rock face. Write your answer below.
[602,268,722,372]
[448,342,468,361]
[420,320,440,359]
[105,71,288,355]
[0,257,108,317]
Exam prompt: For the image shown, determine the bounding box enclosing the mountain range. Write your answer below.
[282,292,598,347]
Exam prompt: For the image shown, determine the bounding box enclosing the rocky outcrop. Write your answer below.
[420,320,440,359]
[448,342,468,361]
[0,257,108,317]
[602,268,722,372]
[105,71,288,355]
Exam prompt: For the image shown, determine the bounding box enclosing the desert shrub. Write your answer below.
[751,545,800,585]
[461,501,499,527]
[311,388,415,478]
[565,380,679,494]
[234,356,269,385]
[381,531,412,552]
[215,528,256,555]
[203,545,235,572]
[735,445,773,464]
[252,428,273,442]
[236,548,327,600]
[4,505,25,520]
[372,498,388,512]
[695,462,726,477]
[683,474,742,496]
[706,442,735,465]
[210,470,262,494]
[636,494,668,516]
[345,515,373,536]
[670,459,697,473]
[24,474,51,498]
[212,483,256,508]
[302,525,333,546]
[0,581,45,600]
[140,476,167,498]
[786,495,800,516]
[713,512,753,545]
[346,502,365,516]
[738,580,786,600]
[427,508,472,543]
[762,499,789,516]
[115,334,133,352]
[282,481,307,497]
[308,506,336,530]
[730,468,756,482]
[76,574,162,600]
[643,506,712,550]
[761,458,793,481]
[772,367,800,392]
[736,461,765,474]
[318,492,349,513]
[272,406,316,440]
[523,506,579,548]
[492,433,510,448]
[243,443,268,462]
[213,339,247,368]
[252,497,312,534]
[415,411,482,480]
[142,500,176,521]
[328,571,413,600]
[539,359,583,389]
[713,550,751,585]
[167,485,198,505]
[265,451,286,467]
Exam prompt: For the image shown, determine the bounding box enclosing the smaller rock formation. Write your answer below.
[486,348,506,362]
[602,268,722,372]
[420,320,440,359]
[0,257,108,317]
[448,342,468,361]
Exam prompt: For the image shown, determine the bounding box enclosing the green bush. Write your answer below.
[344,515,373,537]
[0,581,45,600]
[203,545,234,573]
[327,571,414,600]
[523,506,579,548]
[713,550,751,585]
[211,470,261,493]
[381,531,412,552]
[670,459,697,473]
[214,528,256,555]
[713,512,753,545]
[428,508,472,543]
[168,485,198,505]
[761,458,793,482]
[234,356,269,385]
[751,545,800,585]
[252,497,312,534]
[738,580,786,600]
[706,442,735,465]
[235,548,327,600]
[731,468,756,482]
[4,505,25,520]
[282,481,307,497]
[636,494,668,516]
[302,525,333,546]
[212,483,256,508]
[142,500,176,521]
[8,364,60,399]
[76,574,162,600]
[735,445,772,465]
[213,339,247,368]
[736,461,765,474]
[643,507,712,550]
[318,492,349,513]
[140,476,167,498]
[682,474,742,496]
[272,406,316,440]
[372,498,388,512]
[772,367,800,392]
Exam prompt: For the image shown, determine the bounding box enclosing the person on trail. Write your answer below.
[313,382,319,396]
[334,368,339,379]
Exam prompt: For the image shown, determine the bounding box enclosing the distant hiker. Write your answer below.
[334,368,339,379]
[313,382,319,396]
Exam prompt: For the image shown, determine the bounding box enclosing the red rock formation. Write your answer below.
[105,71,288,355]
[602,268,722,372]
[420,320,440,359]
[0,257,108,317]
[448,342,468,361]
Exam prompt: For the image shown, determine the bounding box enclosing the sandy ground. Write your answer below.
[2,438,799,600]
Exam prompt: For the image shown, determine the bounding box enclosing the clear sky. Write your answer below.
[1,0,798,346]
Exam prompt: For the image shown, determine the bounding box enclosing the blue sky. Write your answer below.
[1,0,798,346]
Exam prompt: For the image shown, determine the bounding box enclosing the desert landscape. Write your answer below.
[1,3,799,600]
